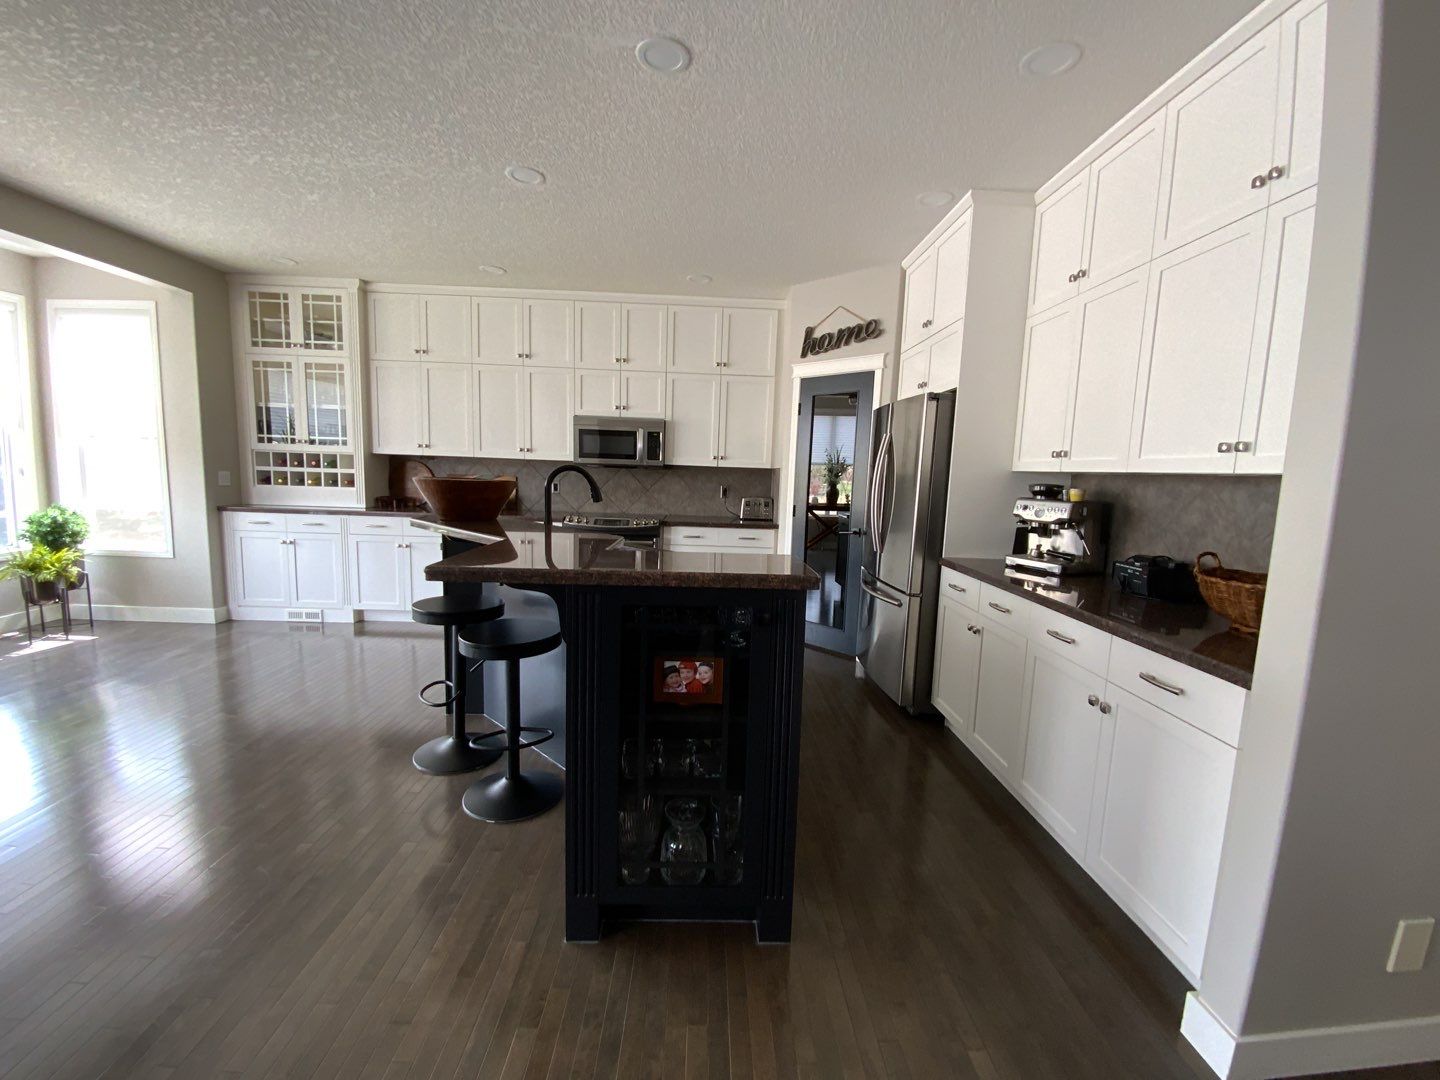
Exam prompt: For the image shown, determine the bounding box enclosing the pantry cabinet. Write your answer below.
[901,212,972,351]
[369,361,471,456]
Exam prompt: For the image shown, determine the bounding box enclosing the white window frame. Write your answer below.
[45,299,174,558]
[0,290,35,553]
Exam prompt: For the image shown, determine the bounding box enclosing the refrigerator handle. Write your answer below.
[871,430,893,556]
[861,576,903,608]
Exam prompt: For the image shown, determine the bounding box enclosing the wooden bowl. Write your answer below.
[413,476,517,522]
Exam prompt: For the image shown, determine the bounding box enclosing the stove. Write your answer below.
[555,513,664,540]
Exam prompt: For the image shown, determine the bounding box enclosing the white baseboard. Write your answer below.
[1183,992,1440,1078]
[92,604,228,624]
[227,605,356,624]
[0,610,25,634]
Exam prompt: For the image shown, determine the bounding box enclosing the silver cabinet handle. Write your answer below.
[614,357,622,364]
[1075,268,1087,280]
[1098,701,1112,714]
[1067,273,1077,283]
[1267,165,1285,180]
[987,601,1011,615]
[301,522,326,527]
[947,583,966,594]
[363,524,387,528]
[1217,442,1234,453]
[1234,440,1252,453]
[1087,694,1100,707]
[1139,671,1185,696]
[1251,174,1268,189]
[968,625,981,635]
[1046,628,1077,645]
[248,520,273,525]
[413,347,421,354]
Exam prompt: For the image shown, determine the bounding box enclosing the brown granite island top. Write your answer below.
[942,557,1257,689]
[414,516,818,590]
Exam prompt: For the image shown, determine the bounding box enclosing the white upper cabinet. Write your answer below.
[1012,304,1078,470]
[524,367,574,459]
[901,246,938,349]
[721,308,778,376]
[422,295,471,364]
[622,304,668,371]
[925,322,964,395]
[522,299,574,367]
[368,294,420,361]
[575,301,622,369]
[474,364,524,457]
[370,359,424,454]
[1153,23,1281,256]
[1236,186,1316,474]
[421,363,472,456]
[930,215,972,332]
[897,343,931,400]
[718,376,773,468]
[669,305,724,373]
[1028,173,1089,314]
[576,370,664,418]
[1271,0,1326,198]
[575,369,620,415]
[622,371,666,418]
[666,372,722,464]
[1130,212,1268,473]
[474,364,570,459]
[1080,112,1165,291]
[475,298,522,365]
[1065,268,1148,472]
[244,287,347,355]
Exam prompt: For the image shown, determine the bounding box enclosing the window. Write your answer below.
[0,293,33,550]
[46,301,172,556]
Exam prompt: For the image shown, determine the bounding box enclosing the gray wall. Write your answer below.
[419,456,775,518]
[1071,473,1281,571]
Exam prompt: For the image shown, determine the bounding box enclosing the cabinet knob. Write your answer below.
[413,347,421,354]
[969,625,981,636]
[1098,701,1112,714]
[1087,694,1100,707]
[1050,450,1059,458]
[1057,449,1069,459]
[1234,440,1253,453]
[1251,174,1268,189]
[1067,273,1077,283]
[1267,165,1285,180]
[622,357,629,364]
[1217,442,1234,453]
[1075,268,1087,280]
[615,357,621,364]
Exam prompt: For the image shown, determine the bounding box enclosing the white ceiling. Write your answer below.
[0,0,1260,298]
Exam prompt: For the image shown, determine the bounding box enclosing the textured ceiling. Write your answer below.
[0,0,1260,297]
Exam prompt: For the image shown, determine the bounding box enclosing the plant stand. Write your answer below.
[18,571,92,646]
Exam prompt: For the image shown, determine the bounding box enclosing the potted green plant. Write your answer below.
[0,544,84,605]
[821,449,848,508]
[20,504,89,551]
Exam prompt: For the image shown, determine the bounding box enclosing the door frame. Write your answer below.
[778,352,887,556]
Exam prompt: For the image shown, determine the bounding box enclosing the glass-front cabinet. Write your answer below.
[236,283,362,503]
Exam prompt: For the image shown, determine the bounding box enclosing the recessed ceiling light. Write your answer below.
[916,191,954,208]
[268,255,298,266]
[635,36,692,73]
[686,273,712,285]
[478,264,508,275]
[504,164,546,186]
[1020,41,1083,78]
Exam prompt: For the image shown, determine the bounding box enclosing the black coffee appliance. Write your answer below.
[1111,554,1204,603]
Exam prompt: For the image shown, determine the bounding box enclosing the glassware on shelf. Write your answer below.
[646,737,665,778]
[621,738,641,781]
[618,793,660,886]
[660,798,707,885]
[658,738,695,780]
[711,795,743,885]
[691,739,723,780]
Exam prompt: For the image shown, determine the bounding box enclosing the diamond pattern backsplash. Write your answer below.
[1071,473,1281,571]
[417,457,778,519]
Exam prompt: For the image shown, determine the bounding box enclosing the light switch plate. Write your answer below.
[218,470,232,487]
[1387,917,1434,973]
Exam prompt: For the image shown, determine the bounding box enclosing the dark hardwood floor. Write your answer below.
[0,622,1433,1079]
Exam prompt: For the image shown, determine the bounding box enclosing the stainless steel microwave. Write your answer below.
[573,416,666,467]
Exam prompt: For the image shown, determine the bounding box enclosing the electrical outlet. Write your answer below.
[1387,918,1434,973]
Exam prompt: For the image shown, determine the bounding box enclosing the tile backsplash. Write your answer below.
[415,457,777,518]
[1071,473,1281,571]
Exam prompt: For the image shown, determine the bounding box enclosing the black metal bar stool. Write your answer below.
[457,617,565,823]
[411,594,505,775]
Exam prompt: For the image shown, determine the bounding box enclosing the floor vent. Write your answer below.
[285,609,324,624]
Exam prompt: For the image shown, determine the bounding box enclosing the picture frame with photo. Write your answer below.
[652,657,724,704]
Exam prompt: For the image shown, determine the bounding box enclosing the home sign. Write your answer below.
[800,305,884,358]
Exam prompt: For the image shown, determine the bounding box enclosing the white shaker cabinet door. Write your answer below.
[722,308,778,376]
[1080,111,1165,291]
[422,295,472,364]
[348,535,407,610]
[925,322,964,394]
[668,306,723,373]
[1028,172,1088,315]
[421,363,472,457]
[969,615,1029,787]
[621,303,667,371]
[897,343,930,400]
[475,364,525,457]
[232,532,291,607]
[622,371,666,418]
[930,213,972,332]
[575,301,621,369]
[290,534,346,609]
[719,376,773,469]
[666,373,721,465]
[1236,186,1316,475]
[932,600,982,738]
[370,360,424,455]
[1129,212,1267,473]
[901,246,938,350]
[1018,650,1106,861]
[575,369,620,415]
[369,294,420,361]
[522,300,574,368]
[408,536,444,603]
[1270,0,1327,198]
[1153,22,1280,255]
[1087,688,1237,979]
[474,297,523,365]
[1065,268,1148,472]
[1012,303,1078,471]
[524,368,574,460]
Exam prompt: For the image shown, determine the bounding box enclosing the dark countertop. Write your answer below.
[416,516,818,591]
[942,557,1256,688]
[219,505,778,529]
[219,503,422,517]
[663,514,778,530]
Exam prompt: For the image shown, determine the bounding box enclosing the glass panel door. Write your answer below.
[251,358,297,445]
[246,289,292,350]
[298,291,345,351]
[302,361,349,447]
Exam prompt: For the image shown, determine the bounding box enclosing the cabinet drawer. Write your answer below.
[939,567,981,611]
[285,515,343,536]
[345,515,404,535]
[712,529,773,551]
[1027,607,1111,677]
[978,583,1031,633]
[666,526,717,548]
[1106,637,1246,747]
[227,512,286,534]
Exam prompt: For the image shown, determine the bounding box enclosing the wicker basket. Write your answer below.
[1193,551,1267,634]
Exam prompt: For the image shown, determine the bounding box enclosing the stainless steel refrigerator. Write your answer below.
[858,390,955,712]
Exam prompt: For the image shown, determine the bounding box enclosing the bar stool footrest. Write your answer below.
[418,678,455,708]
[468,726,555,753]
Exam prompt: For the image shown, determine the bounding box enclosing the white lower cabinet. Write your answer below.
[230,529,291,607]
[226,514,348,614]
[932,587,1243,982]
[1087,687,1236,978]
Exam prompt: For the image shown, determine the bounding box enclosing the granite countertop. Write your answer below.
[219,503,422,517]
[416,517,818,591]
[942,557,1257,688]
[219,505,778,529]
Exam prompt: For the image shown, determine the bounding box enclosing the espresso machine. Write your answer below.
[1005,484,1110,578]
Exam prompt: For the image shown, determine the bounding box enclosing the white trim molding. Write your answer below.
[1182,992,1440,1079]
[90,604,228,624]
[778,351,887,556]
